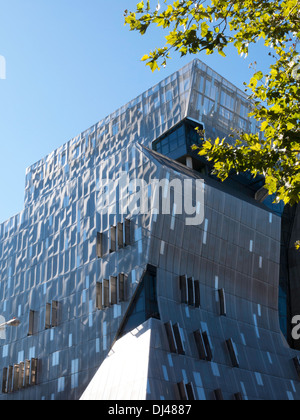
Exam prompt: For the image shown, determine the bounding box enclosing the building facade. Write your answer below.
[0,59,300,400]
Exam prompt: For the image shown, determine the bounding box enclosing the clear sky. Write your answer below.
[0,0,273,223]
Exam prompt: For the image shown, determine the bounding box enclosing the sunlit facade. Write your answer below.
[0,59,299,400]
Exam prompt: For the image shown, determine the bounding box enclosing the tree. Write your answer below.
[124,0,300,221]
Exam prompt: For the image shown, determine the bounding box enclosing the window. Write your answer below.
[110,276,118,306]
[109,226,116,253]
[118,273,127,302]
[45,301,59,329]
[117,222,124,249]
[214,389,224,401]
[179,275,188,304]
[218,289,227,317]
[202,331,213,362]
[293,357,300,379]
[2,367,8,393]
[177,381,188,401]
[97,232,103,258]
[96,282,103,310]
[103,279,110,308]
[124,219,131,247]
[2,359,38,393]
[188,277,195,306]
[28,310,36,336]
[234,392,244,401]
[226,339,240,368]
[193,330,208,361]
[165,321,185,355]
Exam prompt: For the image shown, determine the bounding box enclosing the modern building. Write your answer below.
[0,59,300,400]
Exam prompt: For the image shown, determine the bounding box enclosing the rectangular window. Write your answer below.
[194,280,200,308]
[177,381,188,401]
[193,330,207,361]
[218,288,227,316]
[96,282,103,310]
[103,279,110,308]
[110,226,116,253]
[185,383,196,401]
[214,389,224,401]
[173,323,186,355]
[45,303,51,330]
[117,222,124,249]
[110,276,118,306]
[124,219,131,247]
[13,364,19,392]
[188,277,195,306]
[24,360,30,388]
[30,358,38,386]
[118,273,127,302]
[97,232,103,258]
[2,367,8,394]
[202,331,213,362]
[164,321,178,354]
[28,310,35,336]
[19,362,24,389]
[7,366,13,393]
[179,275,188,305]
[52,301,59,328]
[234,392,244,401]
[226,338,240,368]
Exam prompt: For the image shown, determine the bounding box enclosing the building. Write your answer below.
[0,59,300,400]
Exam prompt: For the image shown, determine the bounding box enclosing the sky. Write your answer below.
[0,0,273,223]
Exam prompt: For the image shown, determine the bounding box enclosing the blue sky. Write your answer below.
[0,0,273,223]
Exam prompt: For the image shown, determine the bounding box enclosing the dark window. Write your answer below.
[118,273,127,302]
[103,279,110,308]
[173,323,186,355]
[117,222,124,249]
[226,339,240,368]
[179,275,188,304]
[214,389,224,401]
[193,329,208,360]
[124,219,131,247]
[7,366,13,393]
[110,276,118,306]
[188,277,195,306]
[234,392,244,401]
[45,303,51,330]
[13,364,19,392]
[30,358,38,386]
[97,232,103,258]
[165,321,178,354]
[110,226,116,253]
[202,331,213,362]
[218,288,227,316]
[96,282,103,310]
[186,383,196,401]
[2,367,8,394]
[24,360,30,388]
[52,301,59,327]
[19,362,24,390]
[177,381,188,401]
[28,310,36,336]
[194,280,201,308]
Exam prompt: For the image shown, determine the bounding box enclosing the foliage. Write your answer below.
[125,0,300,208]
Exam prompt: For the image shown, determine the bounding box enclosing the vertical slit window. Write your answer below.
[19,362,24,389]
[202,331,213,361]
[118,273,127,302]
[193,330,207,361]
[186,383,196,401]
[24,360,30,388]
[2,367,8,394]
[226,338,240,368]
[52,301,59,328]
[45,303,51,330]
[28,310,35,336]
[97,232,103,258]
[96,282,103,310]
[218,288,227,316]
[179,275,188,304]
[234,392,243,401]
[177,381,188,401]
[164,321,177,353]
[110,276,118,306]
[110,226,116,253]
[103,279,110,308]
[7,366,13,393]
[188,277,195,306]
[30,358,38,386]
[173,323,186,355]
[13,364,19,392]
[124,219,131,247]
[117,222,124,249]
[214,389,224,401]
[194,280,200,308]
